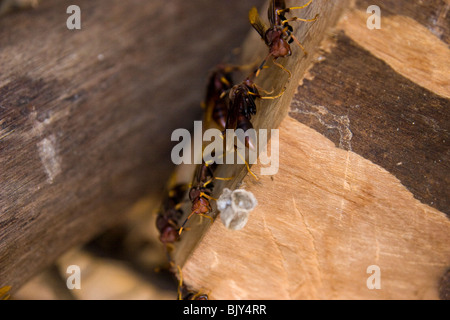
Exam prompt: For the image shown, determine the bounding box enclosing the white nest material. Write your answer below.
[217,188,258,230]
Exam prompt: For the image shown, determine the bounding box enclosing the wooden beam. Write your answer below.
[173,0,350,269]
[179,0,450,299]
[183,117,450,299]
[0,0,265,292]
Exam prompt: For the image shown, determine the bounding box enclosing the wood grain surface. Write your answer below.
[180,0,450,299]
[183,117,450,299]
[0,0,265,292]
[290,31,449,216]
[173,0,350,271]
[3,0,449,300]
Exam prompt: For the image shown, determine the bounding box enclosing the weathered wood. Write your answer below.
[183,117,450,299]
[0,0,38,16]
[180,0,450,299]
[173,0,350,270]
[0,0,265,292]
[290,31,449,216]
[9,0,449,300]
[355,0,450,44]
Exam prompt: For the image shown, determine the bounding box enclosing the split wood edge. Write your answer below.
[171,0,351,289]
